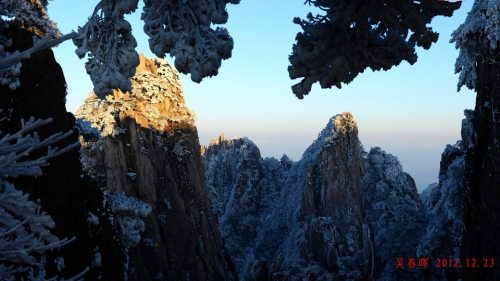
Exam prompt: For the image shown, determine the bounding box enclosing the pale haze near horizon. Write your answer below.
[47,0,475,192]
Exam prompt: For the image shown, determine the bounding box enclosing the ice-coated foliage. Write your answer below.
[103,191,152,249]
[0,15,22,90]
[361,147,427,280]
[0,117,88,280]
[73,0,140,99]
[142,0,240,83]
[288,0,461,99]
[75,93,118,138]
[451,0,500,91]
[417,141,464,280]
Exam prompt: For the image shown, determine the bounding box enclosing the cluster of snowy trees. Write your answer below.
[1,0,468,100]
[1,0,240,99]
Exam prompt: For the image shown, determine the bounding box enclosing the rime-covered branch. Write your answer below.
[0,182,76,266]
[451,0,500,91]
[142,0,240,83]
[0,117,80,179]
[0,32,77,69]
[0,117,87,280]
[73,0,140,99]
[289,0,461,99]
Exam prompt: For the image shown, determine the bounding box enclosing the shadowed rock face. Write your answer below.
[0,23,124,279]
[462,38,500,279]
[78,54,234,280]
[202,113,374,281]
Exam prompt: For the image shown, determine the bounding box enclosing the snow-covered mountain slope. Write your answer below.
[417,141,464,281]
[361,147,427,280]
[203,112,463,281]
[203,113,374,280]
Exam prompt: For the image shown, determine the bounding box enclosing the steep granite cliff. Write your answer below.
[417,140,464,281]
[78,54,234,280]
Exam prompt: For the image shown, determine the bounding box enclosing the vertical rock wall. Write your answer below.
[78,54,234,280]
[461,38,500,279]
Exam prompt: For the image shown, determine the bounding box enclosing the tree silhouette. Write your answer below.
[288,0,461,99]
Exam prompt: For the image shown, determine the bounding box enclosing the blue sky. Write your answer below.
[47,0,475,192]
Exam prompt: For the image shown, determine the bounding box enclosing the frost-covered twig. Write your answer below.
[0,116,87,280]
[0,31,77,68]
[0,117,80,179]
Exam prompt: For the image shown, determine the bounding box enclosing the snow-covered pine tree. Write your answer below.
[288,0,461,99]
[0,116,87,280]
[0,0,71,91]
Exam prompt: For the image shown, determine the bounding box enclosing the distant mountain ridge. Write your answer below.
[203,112,373,280]
[202,112,464,281]
[420,182,438,204]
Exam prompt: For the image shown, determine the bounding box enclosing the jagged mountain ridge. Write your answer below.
[203,113,375,280]
[420,182,438,204]
[202,112,462,281]
[361,147,427,280]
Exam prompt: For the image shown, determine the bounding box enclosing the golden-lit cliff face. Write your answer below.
[77,54,233,280]
[76,53,197,136]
